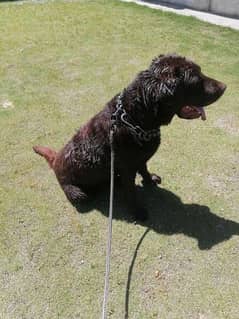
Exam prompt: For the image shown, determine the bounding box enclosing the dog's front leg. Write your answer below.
[138,163,161,186]
[120,168,148,221]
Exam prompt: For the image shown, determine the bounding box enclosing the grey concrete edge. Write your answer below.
[120,0,239,30]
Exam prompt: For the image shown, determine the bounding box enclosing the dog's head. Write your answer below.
[141,54,226,125]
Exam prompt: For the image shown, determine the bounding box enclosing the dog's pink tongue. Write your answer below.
[198,107,206,121]
[179,105,207,120]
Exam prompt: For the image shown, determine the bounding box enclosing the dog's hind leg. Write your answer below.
[138,163,161,186]
[62,184,88,206]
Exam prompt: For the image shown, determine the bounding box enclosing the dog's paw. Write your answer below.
[142,174,161,186]
[151,174,162,185]
[63,184,88,205]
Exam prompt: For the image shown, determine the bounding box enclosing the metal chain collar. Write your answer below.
[111,91,160,146]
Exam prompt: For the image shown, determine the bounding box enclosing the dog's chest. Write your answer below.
[114,133,161,167]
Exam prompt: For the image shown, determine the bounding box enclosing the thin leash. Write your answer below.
[101,91,160,318]
[101,128,115,319]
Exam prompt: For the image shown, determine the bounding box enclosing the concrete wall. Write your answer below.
[211,0,239,19]
[165,0,209,12]
[163,0,239,18]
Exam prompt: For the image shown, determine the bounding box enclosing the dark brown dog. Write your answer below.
[33,54,226,220]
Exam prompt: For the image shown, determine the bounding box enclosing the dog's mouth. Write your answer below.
[178,105,206,121]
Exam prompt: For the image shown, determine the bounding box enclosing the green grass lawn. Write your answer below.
[0,0,239,318]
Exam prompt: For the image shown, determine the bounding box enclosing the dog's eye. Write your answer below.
[190,75,198,84]
[188,74,202,86]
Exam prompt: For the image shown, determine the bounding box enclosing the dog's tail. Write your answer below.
[33,145,57,169]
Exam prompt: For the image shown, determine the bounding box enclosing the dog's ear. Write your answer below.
[157,65,182,97]
[159,76,180,97]
[149,55,167,75]
[149,56,184,97]
[150,58,182,79]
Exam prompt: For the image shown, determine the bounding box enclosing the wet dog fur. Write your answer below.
[33,54,226,221]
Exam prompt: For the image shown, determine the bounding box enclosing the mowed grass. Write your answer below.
[0,1,239,318]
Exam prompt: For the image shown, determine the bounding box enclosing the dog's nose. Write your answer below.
[218,81,227,93]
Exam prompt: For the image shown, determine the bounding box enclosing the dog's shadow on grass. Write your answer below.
[76,184,239,250]
[76,185,239,319]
